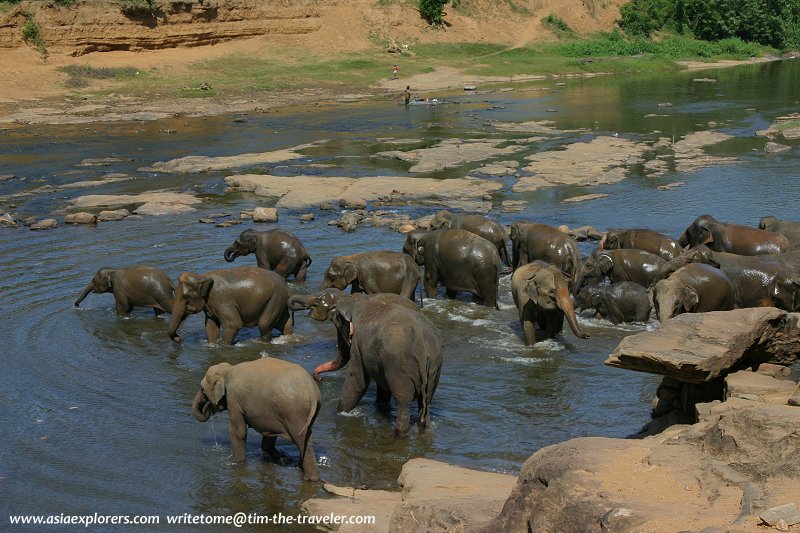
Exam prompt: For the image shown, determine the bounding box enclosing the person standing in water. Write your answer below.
[404,85,412,106]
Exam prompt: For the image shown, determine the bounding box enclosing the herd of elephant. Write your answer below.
[73,210,800,482]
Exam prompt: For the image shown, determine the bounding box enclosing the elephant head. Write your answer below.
[191,363,232,421]
[598,229,623,250]
[403,230,427,266]
[769,273,800,312]
[573,251,613,293]
[574,286,601,312]
[288,289,344,322]
[524,264,589,339]
[657,245,717,280]
[758,216,778,232]
[652,278,699,322]
[224,229,258,262]
[74,267,114,307]
[321,256,358,291]
[678,215,718,248]
[429,210,454,230]
[167,273,214,343]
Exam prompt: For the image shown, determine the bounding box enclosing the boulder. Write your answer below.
[30,219,57,230]
[97,209,129,221]
[0,213,17,226]
[299,213,315,222]
[339,196,367,209]
[251,207,278,223]
[133,202,196,216]
[765,142,791,153]
[64,212,97,224]
[724,370,797,404]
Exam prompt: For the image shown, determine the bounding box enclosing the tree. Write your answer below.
[420,0,449,26]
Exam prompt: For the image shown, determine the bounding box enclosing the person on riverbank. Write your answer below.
[392,65,399,79]
[404,86,412,106]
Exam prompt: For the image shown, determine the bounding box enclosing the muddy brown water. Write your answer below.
[2,60,799,531]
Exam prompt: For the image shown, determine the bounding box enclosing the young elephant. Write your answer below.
[679,214,790,255]
[759,216,800,250]
[652,263,735,323]
[224,229,312,282]
[168,266,291,344]
[511,261,590,344]
[509,222,581,282]
[574,248,666,294]
[404,229,500,308]
[321,251,420,300]
[599,228,681,260]
[575,282,652,323]
[74,265,174,317]
[429,210,511,266]
[192,358,321,481]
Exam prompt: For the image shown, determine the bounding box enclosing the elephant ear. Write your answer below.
[241,230,258,251]
[202,363,231,407]
[509,223,521,243]
[97,270,113,292]
[598,254,614,275]
[681,287,700,312]
[696,222,714,245]
[342,262,358,284]
[197,277,214,300]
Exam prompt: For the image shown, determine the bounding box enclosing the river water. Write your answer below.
[2,60,799,531]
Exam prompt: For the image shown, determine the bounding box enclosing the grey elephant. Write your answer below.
[511,261,590,344]
[74,265,174,317]
[759,216,800,250]
[574,248,666,293]
[168,266,291,344]
[192,357,321,481]
[404,229,500,308]
[575,282,651,323]
[652,263,735,322]
[321,251,420,300]
[678,214,790,255]
[224,229,312,282]
[599,228,681,260]
[429,210,511,266]
[509,222,581,284]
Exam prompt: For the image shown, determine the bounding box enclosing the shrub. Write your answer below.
[419,0,448,25]
[542,14,574,36]
[21,11,47,59]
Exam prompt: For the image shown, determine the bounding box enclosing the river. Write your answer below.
[1,59,799,531]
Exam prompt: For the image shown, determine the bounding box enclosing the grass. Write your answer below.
[58,65,140,88]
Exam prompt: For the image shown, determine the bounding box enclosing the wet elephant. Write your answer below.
[599,228,681,260]
[678,214,790,255]
[511,260,590,344]
[404,229,500,308]
[192,358,320,481]
[321,251,419,300]
[74,265,174,317]
[652,263,735,322]
[575,282,651,323]
[429,210,511,267]
[759,216,800,250]
[509,222,581,284]
[224,229,312,282]
[168,266,291,344]
[659,245,800,311]
[574,248,666,293]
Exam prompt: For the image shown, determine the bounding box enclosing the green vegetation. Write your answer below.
[542,14,574,37]
[419,0,448,25]
[58,65,140,88]
[619,0,800,50]
[21,11,47,60]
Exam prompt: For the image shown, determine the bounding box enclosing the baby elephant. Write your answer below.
[75,265,174,317]
[652,263,735,323]
[575,282,652,323]
[192,358,321,481]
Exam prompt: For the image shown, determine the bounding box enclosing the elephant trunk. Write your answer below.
[223,245,239,263]
[320,278,334,290]
[167,303,187,343]
[598,233,607,249]
[313,326,352,381]
[191,389,213,422]
[557,286,590,339]
[678,230,689,248]
[74,282,94,307]
[288,294,317,311]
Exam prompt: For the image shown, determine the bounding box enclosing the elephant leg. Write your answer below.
[205,317,221,343]
[521,317,536,346]
[544,311,564,339]
[294,431,320,482]
[270,307,292,336]
[220,318,243,345]
[295,263,309,283]
[394,398,412,437]
[476,269,498,308]
[261,435,282,463]
[115,299,133,317]
[445,288,458,299]
[376,386,392,406]
[272,258,293,279]
[153,307,164,317]
[423,271,438,299]
[337,359,370,413]
[228,414,248,464]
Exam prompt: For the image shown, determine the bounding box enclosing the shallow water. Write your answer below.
[2,60,800,531]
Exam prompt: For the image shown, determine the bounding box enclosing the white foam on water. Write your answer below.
[270,333,301,345]
[317,455,331,467]
[499,356,554,366]
[577,315,650,334]
[337,407,365,418]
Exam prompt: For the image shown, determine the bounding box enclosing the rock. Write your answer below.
[215,220,242,228]
[724,370,797,405]
[765,142,791,153]
[789,383,800,407]
[133,202,196,216]
[398,224,417,234]
[239,210,253,219]
[414,215,433,230]
[251,207,278,223]
[30,219,57,230]
[71,192,200,209]
[138,142,320,173]
[339,196,367,209]
[319,202,334,210]
[377,138,523,173]
[657,181,685,190]
[782,127,800,140]
[64,212,97,224]
[501,200,526,213]
[0,174,16,181]
[299,213,315,222]
[693,78,717,83]
[463,85,477,91]
[760,503,800,527]
[606,309,800,383]
[0,213,17,226]
[198,218,215,224]
[78,156,134,167]
[755,363,792,380]
[562,193,608,203]
[97,209,129,221]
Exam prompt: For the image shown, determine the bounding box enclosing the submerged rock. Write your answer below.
[97,209,129,221]
[64,212,97,224]
[30,219,57,230]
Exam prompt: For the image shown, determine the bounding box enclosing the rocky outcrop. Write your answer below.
[70,191,200,214]
[377,138,523,173]
[139,143,320,174]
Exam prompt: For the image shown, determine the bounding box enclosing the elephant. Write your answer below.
[74,265,174,317]
[168,266,291,344]
[429,210,511,266]
[403,229,501,308]
[574,248,666,293]
[224,229,312,282]
[511,260,590,344]
[599,228,681,260]
[678,215,790,255]
[759,216,800,250]
[192,357,320,481]
[574,282,651,323]
[509,222,581,283]
[652,263,735,322]
[321,251,420,300]
[659,245,800,311]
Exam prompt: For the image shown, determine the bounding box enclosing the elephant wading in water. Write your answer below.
[289,291,441,436]
[404,229,501,308]
[679,215,790,255]
[224,229,312,282]
[511,261,590,344]
[575,282,651,323]
[75,265,174,317]
[509,222,581,283]
[321,251,420,300]
[759,216,800,250]
[192,358,321,481]
[574,248,666,294]
[168,266,291,344]
[599,228,681,261]
[429,210,511,267]
[652,263,735,322]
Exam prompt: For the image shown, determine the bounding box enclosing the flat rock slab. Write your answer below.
[606,308,799,383]
[377,138,523,173]
[725,370,797,405]
[224,174,502,209]
[138,142,322,173]
[70,191,200,213]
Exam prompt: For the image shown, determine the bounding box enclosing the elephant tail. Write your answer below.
[419,358,431,430]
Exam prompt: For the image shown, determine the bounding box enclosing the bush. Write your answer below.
[21,11,47,59]
[419,0,448,25]
[542,14,574,36]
